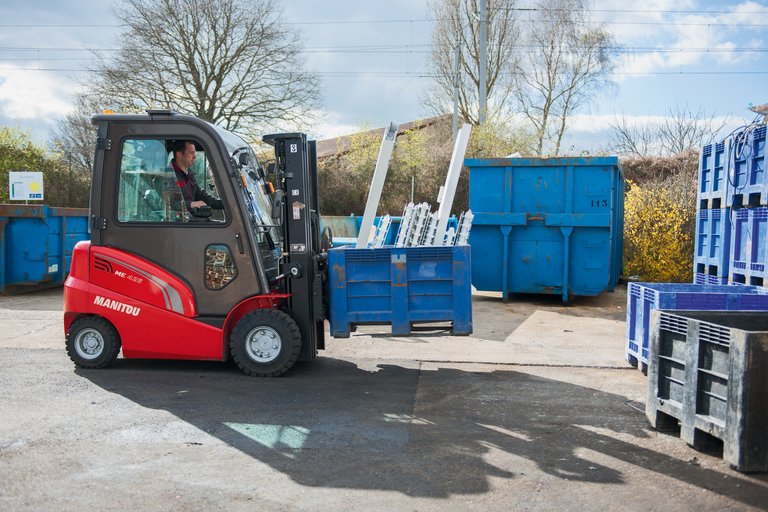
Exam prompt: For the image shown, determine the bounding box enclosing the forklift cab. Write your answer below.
[64,110,326,377]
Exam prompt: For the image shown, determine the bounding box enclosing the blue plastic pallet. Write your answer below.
[328,245,472,337]
[697,140,730,209]
[694,208,732,280]
[625,282,768,367]
[730,206,768,286]
[694,273,729,285]
[726,126,767,208]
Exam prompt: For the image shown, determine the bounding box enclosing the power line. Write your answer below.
[371,63,431,120]
[2,66,766,77]
[616,71,768,75]
[0,48,116,52]
[289,19,431,25]
[0,24,121,27]
[0,13,767,29]
[500,8,768,15]
[2,41,767,54]
[595,9,767,14]
[0,20,432,28]
[576,20,768,27]
[2,46,766,63]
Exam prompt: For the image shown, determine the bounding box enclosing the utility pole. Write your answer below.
[453,43,460,139]
[479,0,487,126]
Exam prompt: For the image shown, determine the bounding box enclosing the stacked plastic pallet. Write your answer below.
[626,124,768,370]
[633,125,768,470]
[695,125,767,286]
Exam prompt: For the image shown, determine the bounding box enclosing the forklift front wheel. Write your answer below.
[230,309,301,377]
[66,317,121,369]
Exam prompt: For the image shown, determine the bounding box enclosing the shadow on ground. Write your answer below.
[77,356,767,505]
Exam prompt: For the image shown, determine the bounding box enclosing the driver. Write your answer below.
[169,140,224,211]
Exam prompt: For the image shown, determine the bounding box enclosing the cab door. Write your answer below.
[91,119,264,319]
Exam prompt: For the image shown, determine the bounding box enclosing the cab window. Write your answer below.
[116,139,226,223]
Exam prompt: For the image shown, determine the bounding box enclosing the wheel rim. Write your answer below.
[244,326,282,363]
[74,328,105,360]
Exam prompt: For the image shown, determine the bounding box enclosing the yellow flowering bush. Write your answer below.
[622,151,698,282]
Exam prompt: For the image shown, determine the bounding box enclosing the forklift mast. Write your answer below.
[263,133,326,361]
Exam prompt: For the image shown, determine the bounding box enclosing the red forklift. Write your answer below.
[64,110,327,377]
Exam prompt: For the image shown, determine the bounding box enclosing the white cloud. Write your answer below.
[307,111,360,141]
[0,66,75,123]
[597,0,768,76]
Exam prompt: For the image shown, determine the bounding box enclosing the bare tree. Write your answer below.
[88,0,322,137]
[659,103,731,155]
[49,92,107,179]
[512,0,620,156]
[607,112,661,157]
[421,0,519,125]
[608,104,732,157]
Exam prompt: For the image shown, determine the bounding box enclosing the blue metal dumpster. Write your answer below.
[466,157,625,304]
[0,205,90,294]
[328,245,472,336]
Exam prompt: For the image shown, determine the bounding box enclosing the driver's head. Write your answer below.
[170,140,196,172]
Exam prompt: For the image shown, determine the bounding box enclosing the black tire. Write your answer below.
[230,309,301,377]
[66,317,121,369]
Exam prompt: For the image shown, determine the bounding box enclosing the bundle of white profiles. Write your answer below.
[390,203,473,247]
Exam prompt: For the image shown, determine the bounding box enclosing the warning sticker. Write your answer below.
[293,206,301,220]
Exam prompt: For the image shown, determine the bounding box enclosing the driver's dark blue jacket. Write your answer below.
[171,161,224,210]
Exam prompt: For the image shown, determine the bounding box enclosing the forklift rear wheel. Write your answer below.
[66,317,121,369]
[230,309,301,377]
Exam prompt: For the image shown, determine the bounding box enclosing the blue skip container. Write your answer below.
[625,282,768,368]
[328,245,472,337]
[0,205,90,294]
[466,157,624,305]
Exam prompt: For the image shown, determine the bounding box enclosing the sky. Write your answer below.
[0,0,766,154]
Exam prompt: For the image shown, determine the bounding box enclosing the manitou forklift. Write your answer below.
[63,110,328,377]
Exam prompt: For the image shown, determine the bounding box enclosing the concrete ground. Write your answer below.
[1,285,767,511]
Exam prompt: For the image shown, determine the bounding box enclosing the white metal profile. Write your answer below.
[432,123,471,246]
[356,120,399,248]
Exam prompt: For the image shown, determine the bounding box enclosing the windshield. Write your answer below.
[209,123,280,246]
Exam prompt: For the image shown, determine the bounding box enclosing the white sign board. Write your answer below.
[9,172,44,201]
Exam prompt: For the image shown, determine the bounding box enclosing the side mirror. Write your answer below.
[266,162,276,176]
[271,189,285,221]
